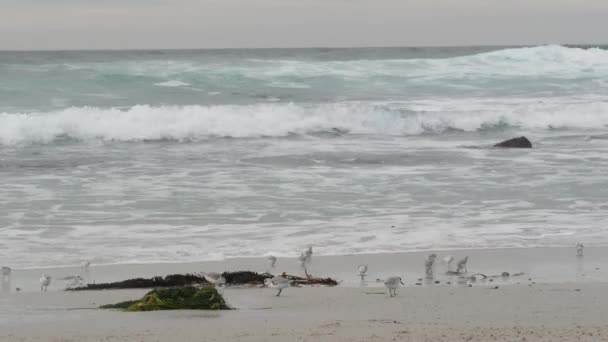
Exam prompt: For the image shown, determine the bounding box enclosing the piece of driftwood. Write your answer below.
[279,272,339,286]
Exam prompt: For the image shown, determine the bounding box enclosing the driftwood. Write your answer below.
[70,271,338,291]
[280,272,339,286]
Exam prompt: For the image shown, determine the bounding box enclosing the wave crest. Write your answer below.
[1,98,607,145]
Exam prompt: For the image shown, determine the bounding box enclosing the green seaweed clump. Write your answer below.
[100,286,230,311]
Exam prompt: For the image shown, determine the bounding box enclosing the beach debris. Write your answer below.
[465,274,487,282]
[358,265,368,281]
[425,254,437,278]
[100,286,230,311]
[501,272,510,277]
[384,276,404,297]
[15,287,21,292]
[576,243,584,257]
[264,276,292,296]
[494,136,532,148]
[456,256,469,274]
[70,271,338,291]
[40,274,52,292]
[434,280,440,285]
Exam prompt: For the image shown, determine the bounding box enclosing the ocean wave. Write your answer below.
[154,80,191,87]
[1,98,608,145]
[8,45,608,81]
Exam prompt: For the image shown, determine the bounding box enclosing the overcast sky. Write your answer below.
[1,0,607,50]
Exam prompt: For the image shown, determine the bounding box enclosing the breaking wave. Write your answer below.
[1,97,608,145]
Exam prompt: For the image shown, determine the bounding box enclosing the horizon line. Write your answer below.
[1,42,607,53]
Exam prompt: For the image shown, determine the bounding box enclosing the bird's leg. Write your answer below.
[304,266,311,279]
[276,288,282,297]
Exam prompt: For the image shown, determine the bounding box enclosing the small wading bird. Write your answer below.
[267,255,277,272]
[202,272,226,287]
[358,265,368,281]
[443,255,455,272]
[40,274,52,292]
[298,247,313,278]
[264,275,292,296]
[384,276,405,297]
[425,254,437,278]
[576,243,584,257]
[456,256,469,274]
[81,260,91,271]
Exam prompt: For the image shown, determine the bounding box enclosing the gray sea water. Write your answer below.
[1,45,608,268]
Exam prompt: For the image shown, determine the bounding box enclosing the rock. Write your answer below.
[494,136,532,148]
[100,286,230,311]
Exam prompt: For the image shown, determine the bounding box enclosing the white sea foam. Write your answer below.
[154,80,191,87]
[1,97,608,145]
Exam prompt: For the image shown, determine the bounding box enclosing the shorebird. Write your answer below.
[358,265,368,281]
[1,266,11,276]
[61,275,84,289]
[202,272,226,287]
[299,247,313,278]
[443,255,455,272]
[576,243,584,257]
[40,274,52,292]
[81,260,91,271]
[425,254,437,277]
[384,276,405,297]
[264,275,292,296]
[456,256,469,274]
[304,247,313,264]
[267,255,277,271]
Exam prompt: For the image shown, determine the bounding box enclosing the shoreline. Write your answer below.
[4,246,607,293]
[2,246,608,341]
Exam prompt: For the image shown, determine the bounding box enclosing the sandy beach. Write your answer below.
[2,247,608,341]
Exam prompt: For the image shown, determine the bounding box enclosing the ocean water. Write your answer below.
[1,45,608,268]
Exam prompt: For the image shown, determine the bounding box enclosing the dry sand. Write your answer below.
[2,247,608,341]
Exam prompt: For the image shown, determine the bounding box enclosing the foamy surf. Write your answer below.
[1,97,608,145]
[1,45,608,269]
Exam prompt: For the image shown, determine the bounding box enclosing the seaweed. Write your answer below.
[100,286,230,311]
[71,271,338,291]
[71,273,207,291]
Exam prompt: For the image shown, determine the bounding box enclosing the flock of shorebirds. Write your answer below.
[1,243,585,297]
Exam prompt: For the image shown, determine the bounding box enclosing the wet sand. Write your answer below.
[2,247,607,341]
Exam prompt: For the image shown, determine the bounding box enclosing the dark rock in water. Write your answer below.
[100,287,230,311]
[501,272,510,277]
[494,136,532,148]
